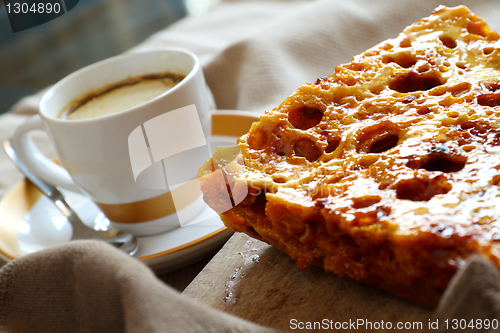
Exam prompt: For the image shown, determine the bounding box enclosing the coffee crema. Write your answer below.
[60,73,185,120]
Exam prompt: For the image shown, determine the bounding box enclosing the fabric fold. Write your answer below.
[0,240,280,333]
[431,257,500,333]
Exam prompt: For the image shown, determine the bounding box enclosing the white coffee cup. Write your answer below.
[11,49,212,236]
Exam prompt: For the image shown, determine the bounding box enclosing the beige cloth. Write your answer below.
[0,240,277,332]
[432,257,500,333]
[2,0,500,332]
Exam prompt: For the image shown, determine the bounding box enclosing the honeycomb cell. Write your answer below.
[483,47,495,55]
[389,71,444,93]
[294,138,322,162]
[477,93,500,107]
[325,138,341,153]
[439,35,457,49]
[288,107,323,130]
[406,153,467,173]
[369,134,399,154]
[393,175,451,201]
[247,128,267,150]
[382,53,417,68]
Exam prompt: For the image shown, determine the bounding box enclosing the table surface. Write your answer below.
[182,233,433,333]
[156,245,223,292]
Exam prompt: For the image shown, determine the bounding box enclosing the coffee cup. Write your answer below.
[11,49,212,236]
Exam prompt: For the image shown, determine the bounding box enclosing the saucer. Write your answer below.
[0,110,261,272]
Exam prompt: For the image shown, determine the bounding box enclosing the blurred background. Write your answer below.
[0,0,219,114]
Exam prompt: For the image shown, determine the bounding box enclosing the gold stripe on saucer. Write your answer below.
[138,227,230,262]
[95,181,201,224]
[0,180,43,260]
[212,113,258,138]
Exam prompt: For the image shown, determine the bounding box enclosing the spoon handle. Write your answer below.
[3,139,103,240]
[3,138,138,255]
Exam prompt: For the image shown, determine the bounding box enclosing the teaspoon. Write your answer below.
[3,139,139,256]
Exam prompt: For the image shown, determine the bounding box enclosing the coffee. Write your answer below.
[60,73,185,120]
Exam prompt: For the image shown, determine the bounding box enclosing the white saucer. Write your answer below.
[0,110,261,272]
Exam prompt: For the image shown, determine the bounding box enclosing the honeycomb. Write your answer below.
[199,6,500,307]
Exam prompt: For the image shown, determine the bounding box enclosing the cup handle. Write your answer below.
[11,115,83,193]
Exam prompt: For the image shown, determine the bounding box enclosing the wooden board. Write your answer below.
[183,233,433,332]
